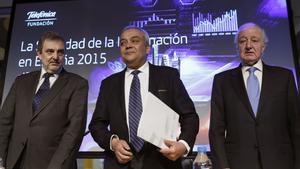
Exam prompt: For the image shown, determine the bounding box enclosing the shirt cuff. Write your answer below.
[110,134,119,151]
[178,140,190,157]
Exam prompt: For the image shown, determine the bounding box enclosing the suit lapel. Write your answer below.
[27,72,40,117]
[117,69,130,140]
[118,69,127,123]
[148,64,157,94]
[31,70,69,120]
[231,66,256,119]
[255,64,270,119]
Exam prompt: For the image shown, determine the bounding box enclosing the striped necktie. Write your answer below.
[32,73,52,113]
[128,70,144,152]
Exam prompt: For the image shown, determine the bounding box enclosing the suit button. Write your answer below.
[255,122,259,127]
[254,144,259,149]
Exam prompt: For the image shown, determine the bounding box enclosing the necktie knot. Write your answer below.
[131,70,141,76]
[43,73,52,79]
[248,67,257,74]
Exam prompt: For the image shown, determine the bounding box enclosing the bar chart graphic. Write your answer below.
[130,12,176,28]
[192,9,238,36]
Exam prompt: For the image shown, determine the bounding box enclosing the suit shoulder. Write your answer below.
[102,70,124,83]
[264,65,293,75]
[151,65,179,76]
[65,72,88,83]
[214,67,239,79]
[66,72,87,80]
[152,64,177,71]
[15,71,39,81]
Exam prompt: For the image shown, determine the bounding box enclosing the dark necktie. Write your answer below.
[128,70,144,152]
[246,67,260,116]
[32,73,52,112]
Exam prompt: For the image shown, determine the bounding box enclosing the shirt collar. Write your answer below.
[242,59,263,73]
[126,62,149,76]
[39,67,61,80]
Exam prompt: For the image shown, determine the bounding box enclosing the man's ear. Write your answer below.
[262,43,266,53]
[37,51,42,59]
[146,45,151,54]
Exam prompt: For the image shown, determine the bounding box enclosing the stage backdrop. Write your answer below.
[2,0,298,152]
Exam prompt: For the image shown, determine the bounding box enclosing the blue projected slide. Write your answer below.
[2,0,297,152]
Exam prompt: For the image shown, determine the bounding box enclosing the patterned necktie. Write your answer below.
[32,73,52,112]
[247,67,260,116]
[128,70,144,152]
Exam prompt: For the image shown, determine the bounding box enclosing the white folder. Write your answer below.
[137,92,180,149]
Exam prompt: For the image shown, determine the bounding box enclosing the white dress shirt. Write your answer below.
[241,59,263,90]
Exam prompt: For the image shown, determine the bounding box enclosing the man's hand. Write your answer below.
[159,140,187,161]
[111,138,133,164]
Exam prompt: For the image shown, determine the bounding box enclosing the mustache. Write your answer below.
[49,59,61,64]
[49,61,60,64]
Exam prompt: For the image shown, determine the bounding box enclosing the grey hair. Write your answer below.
[234,22,268,45]
[120,25,150,46]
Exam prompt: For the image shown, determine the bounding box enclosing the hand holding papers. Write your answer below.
[137,92,180,149]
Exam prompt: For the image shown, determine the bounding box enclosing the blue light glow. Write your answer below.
[138,0,158,7]
[179,0,196,5]
[258,0,287,18]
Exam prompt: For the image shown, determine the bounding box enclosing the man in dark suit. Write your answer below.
[89,26,199,169]
[209,22,300,169]
[0,31,88,169]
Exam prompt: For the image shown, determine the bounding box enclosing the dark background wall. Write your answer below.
[291,0,300,60]
[292,0,300,32]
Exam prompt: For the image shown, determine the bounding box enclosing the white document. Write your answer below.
[137,92,180,149]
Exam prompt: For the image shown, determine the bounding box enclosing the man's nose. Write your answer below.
[126,44,133,49]
[245,41,253,49]
[52,52,60,59]
[125,41,135,48]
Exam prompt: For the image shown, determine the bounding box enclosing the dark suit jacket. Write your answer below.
[0,69,88,169]
[209,63,300,169]
[89,63,199,169]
